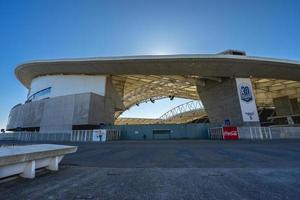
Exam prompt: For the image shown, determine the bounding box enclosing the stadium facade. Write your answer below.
[7,50,300,131]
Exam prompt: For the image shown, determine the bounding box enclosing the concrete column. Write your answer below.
[197,77,260,126]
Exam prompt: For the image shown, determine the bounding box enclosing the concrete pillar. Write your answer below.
[273,96,300,116]
[47,156,60,171]
[21,160,35,179]
[197,77,260,126]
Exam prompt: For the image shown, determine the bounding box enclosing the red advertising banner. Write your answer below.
[222,126,239,140]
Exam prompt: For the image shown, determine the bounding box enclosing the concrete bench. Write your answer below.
[0,144,77,179]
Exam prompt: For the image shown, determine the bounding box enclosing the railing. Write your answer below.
[209,126,300,140]
[238,126,300,140]
[208,127,224,140]
[72,129,121,141]
[238,127,272,140]
[269,127,300,139]
[2,127,300,141]
[0,129,121,142]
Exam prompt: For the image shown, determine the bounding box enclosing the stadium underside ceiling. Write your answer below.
[115,100,207,125]
[111,75,300,123]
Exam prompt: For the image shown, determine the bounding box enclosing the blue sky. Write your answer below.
[0,0,300,129]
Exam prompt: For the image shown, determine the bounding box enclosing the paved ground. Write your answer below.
[1,140,300,200]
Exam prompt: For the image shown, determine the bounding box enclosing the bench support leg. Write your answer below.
[47,156,60,171]
[21,160,35,179]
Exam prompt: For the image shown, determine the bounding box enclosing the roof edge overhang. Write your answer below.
[15,53,300,89]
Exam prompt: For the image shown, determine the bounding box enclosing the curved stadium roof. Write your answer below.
[14,51,300,117]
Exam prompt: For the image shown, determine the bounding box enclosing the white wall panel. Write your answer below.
[29,75,106,100]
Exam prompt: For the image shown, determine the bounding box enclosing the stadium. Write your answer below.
[6,50,300,133]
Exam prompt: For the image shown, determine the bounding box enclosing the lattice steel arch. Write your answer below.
[159,100,205,121]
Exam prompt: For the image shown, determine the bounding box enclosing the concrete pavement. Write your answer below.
[1,140,300,199]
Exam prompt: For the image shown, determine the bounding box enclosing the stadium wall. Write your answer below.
[107,123,211,140]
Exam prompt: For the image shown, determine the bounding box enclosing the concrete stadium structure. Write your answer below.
[6,50,300,132]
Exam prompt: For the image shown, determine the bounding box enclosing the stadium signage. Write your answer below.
[222,126,239,140]
[236,78,259,122]
[239,82,253,102]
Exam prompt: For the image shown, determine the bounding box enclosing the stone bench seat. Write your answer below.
[0,144,77,179]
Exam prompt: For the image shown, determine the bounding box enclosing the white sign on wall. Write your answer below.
[236,78,259,122]
[92,129,107,142]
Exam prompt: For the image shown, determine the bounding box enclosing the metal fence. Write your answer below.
[71,129,121,141]
[208,126,300,140]
[0,129,121,142]
[238,127,272,140]
[208,127,224,140]
[1,127,300,142]
[238,126,300,140]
